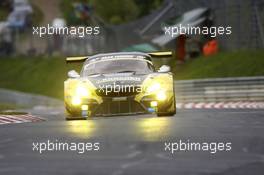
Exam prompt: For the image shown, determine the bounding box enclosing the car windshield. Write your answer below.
[82,59,155,76]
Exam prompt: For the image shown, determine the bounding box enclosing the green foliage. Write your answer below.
[31,4,44,25]
[90,0,139,24]
[0,57,82,99]
[0,103,16,112]
[134,0,163,17]
[173,50,264,80]
[60,0,91,25]
[60,0,163,25]
[0,8,9,21]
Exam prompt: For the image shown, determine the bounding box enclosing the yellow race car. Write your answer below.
[64,51,176,120]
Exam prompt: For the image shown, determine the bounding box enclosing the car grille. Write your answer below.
[93,97,145,116]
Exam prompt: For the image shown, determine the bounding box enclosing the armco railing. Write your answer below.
[0,88,62,107]
[174,76,264,103]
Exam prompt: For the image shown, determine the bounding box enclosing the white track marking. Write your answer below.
[0,115,44,125]
[177,101,264,109]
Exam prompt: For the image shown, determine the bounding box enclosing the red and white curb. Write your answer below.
[176,102,264,109]
[0,114,45,125]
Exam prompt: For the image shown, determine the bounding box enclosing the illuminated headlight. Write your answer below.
[156,91,166,101]
[146,83,161,93]
[150,101,158,107]
[76,86,90,98]
[81,105,88,111]
[72,97,81,106]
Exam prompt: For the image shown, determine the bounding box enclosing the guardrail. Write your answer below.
[0,88,62,107]
[174,76,264,103]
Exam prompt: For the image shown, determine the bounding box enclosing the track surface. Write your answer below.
[0,108,264,175]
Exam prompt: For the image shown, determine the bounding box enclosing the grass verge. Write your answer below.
[173,50,264,80]
[0,56,81,99]
[0,103,17,111]
[0,103,28,115]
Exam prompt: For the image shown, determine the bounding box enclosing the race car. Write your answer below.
[64,51,176,120]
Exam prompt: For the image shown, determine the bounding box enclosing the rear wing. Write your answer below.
[148,51,173,58]
[66,56,87,63]
[66,51,173,63]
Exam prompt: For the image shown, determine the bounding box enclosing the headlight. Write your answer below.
[156,91,166,101]
[72,97,81,106]
[76,85,90,98]
[150,101,158,107]
[146,83,161,93]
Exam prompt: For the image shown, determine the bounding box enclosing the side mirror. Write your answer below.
[158,65,171,73]
[68,70,80,78]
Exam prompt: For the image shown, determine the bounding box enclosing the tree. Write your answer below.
[61,0,164,25]
[134,0,163,17]
[90,0,139,24]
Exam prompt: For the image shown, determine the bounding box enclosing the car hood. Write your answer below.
[81,72,151,88]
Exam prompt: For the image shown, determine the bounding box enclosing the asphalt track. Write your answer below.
[0,107,264,175]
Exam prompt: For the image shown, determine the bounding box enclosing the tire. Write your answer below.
[157,109,176,117]
[157,88,176,117]
[65,117,87,121]
[65,107,87,120]
[65,117,74,121]
[157,102,176,116]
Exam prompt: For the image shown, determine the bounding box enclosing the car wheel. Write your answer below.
[157,95,176,117]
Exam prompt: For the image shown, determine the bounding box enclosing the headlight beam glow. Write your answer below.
[72,97,82,106]
[147,83,161,93]
[76,86,90,98]
[156,91,167,101]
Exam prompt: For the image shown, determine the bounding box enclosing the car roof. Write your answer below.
[84,52,152,64]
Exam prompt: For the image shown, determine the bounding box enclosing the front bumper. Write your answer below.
[65,95,161,117]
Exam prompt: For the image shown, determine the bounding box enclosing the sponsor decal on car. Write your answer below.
[96,77,141,84]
